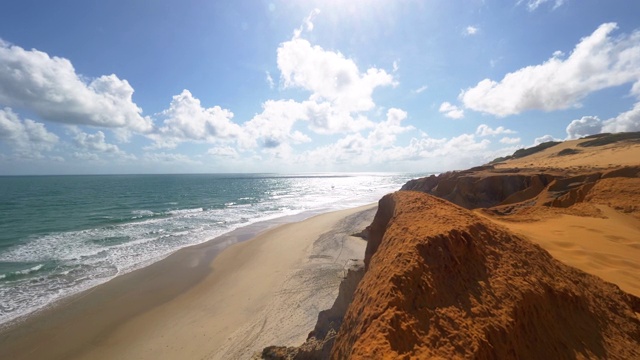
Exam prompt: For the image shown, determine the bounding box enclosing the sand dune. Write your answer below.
[488,206,640,298]
[494,133,640,170]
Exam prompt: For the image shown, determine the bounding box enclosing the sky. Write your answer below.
[1,0,640,175]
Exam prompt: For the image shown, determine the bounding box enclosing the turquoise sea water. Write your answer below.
[0,172,418,326]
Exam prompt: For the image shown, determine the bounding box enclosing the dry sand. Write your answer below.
[0,204,376,360]
[488,205,640,298]
[489,136,640,298]
[494,137,640,170]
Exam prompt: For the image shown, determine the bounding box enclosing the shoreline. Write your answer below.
[0,203,377,360]
[0,203,371,330]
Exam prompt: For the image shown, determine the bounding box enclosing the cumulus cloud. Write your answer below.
[0,40,152,132]
[277,36,395,113]
[602,102,640,133]
[367,108,414,147]
[297,122,493,171]
[476,124,516,137]
[376,133,491,167]
[439,102,465,119]
[73,130,122,153]
[0,107,58,158]
[239,99,311,150]
[534,134,561,145]
[565,116,603,139]
[304,100,374,134]
[292,108,414,166]
[500,136,521,144]
[150,90,241,148]
[564,102,640,139]
[461,23,640,117]
[69,127,136,161]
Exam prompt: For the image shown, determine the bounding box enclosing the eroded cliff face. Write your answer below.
[401,165,640,219]
[331,191,640,359]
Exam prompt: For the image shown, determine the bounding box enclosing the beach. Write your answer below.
[0,204,377,360]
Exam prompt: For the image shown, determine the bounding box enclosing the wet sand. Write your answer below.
[0,204,376,360]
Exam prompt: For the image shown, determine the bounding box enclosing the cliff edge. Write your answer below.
[331,191,640,359]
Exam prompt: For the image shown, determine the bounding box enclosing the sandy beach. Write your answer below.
[0,204,376,360]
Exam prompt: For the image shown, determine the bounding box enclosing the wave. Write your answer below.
[0,172,424,327]
[0,264,45,281]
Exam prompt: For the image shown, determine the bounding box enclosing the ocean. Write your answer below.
[0,172,419,327]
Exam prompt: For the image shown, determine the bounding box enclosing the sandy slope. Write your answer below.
[494,137,640,170]
[0,205,375,360]
[487,206,640,298]
[488,135,640,298]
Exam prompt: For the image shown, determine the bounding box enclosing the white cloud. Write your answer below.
[0,40,152,132]
[476,124,516,137]
[304,100,374,134]
[439,102,465,119]
[277,36,395,113]
[367,108,414,147]
[377,133,492,167]
[294,8,321,38]
[73,152,99,161]
[520,0,567,11]
[565,116,603,139]
[207,146,239,158]
[297,123,494,171]
[69,128,137,161]
[294,108,414,167]
[150,90,241,149]
[413,85,428,94]
[460,23,640,117]
[73,130,121,153]
[142,152,201,164]
[265,71,275,89]
[534,134,561,145]
[0,107,58,158]
[465,26,479,36]
[392,61,399,73]
[239,99,311,150]
[602,102,640,133]
[562,101,640,139]
[500,136,521,144]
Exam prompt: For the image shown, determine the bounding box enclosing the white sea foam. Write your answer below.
[0,173,422,327]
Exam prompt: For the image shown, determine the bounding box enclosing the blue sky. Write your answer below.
[1,0,640,175]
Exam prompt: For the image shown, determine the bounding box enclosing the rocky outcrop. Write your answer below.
[331,191,640,359]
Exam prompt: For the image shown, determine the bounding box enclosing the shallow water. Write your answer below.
[0,172,421,326]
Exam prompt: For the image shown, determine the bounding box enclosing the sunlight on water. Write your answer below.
[0,172,425,326]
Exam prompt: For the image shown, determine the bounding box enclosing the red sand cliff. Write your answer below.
[331,191,640,359]
[258,136,640,359]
